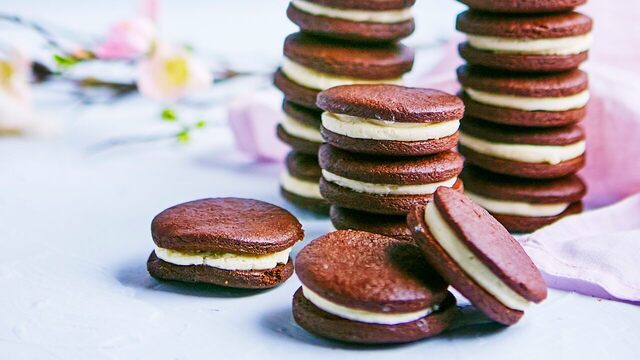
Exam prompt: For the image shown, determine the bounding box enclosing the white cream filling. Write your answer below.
[280,114,323,143]
[291,0,413,23]
[302,286,436,325]
[280,170,323,199]
[424,201,530,311]
[466,33,592,55]
[322,169,457,195]
[466,191,570,217]
[154,246,292,271]
[281,57,403,91]
[321,112,460,141]
[459,132,585,165]
[464,88,590,112]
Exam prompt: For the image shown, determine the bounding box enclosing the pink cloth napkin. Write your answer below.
[227,1,640,302]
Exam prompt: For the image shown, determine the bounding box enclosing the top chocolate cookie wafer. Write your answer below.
[457,0,587,14]
[457,11,593,39]
[283,32,414,79]
[317,84,465,123]
[151,198,303,254]
[301,0,416,10]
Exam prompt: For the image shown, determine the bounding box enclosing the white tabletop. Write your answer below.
[1,1,639,359]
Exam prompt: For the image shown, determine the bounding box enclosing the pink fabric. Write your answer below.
[521,194,640,302]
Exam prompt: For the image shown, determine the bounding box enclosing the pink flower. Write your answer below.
[0,47,31,105]
[136,41,212,101]
[95,17,156,60]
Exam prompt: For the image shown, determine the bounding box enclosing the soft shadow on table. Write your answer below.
[192,150,279,176]
[259,305,505,349]
[116,256,267,298]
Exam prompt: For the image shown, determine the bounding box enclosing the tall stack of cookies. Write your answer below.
[454,0,592,233]
[275,0,417,215]
[317,85,465,241]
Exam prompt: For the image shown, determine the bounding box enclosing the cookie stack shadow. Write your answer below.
[455,0,592,233]
[274,0,417,215]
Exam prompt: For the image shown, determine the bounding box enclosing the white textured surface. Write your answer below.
[1,1,639,359]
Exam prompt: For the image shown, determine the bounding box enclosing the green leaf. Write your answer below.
[161,108,177,121]
[195,120,207,128]
[53,54,79,69]
[176,129,190,143]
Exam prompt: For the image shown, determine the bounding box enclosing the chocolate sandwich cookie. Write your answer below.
[293,230,457,343]
[457,65,589,127]
[408,187,547,325]
[277,100,323,155]
[457,11,593,72]
[457,0,587,14]
[317,85,463,156]
[287,0,415,42]
[318,144,464,215]
[281,151,330,214]
[458,117,586,179]
[275,33,414,109]
[461,166,586,233]
[330,206,412,242]
[147,198,303,289]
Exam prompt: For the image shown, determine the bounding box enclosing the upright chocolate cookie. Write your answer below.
[148,198,303,288]
[293,230,457,343]
[458,0,587,14]
[459,118,586,179]
[318,144,464,215]
[461,166,586,233]
[317,85,463,156]
[408,188,547,325]
[457,11,593,72]
[330,206,412,242]
[457,65,588,127]
[287,0,415,42]
[281,151,330,214]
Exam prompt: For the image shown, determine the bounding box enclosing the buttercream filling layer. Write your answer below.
[291,0,413,23]
[424,201,530,311]
[301,286,437,325]
[322,169,458,195]
[281,57,403,91]
[466,191,570,217]
[281,114,323,143]
[322,112,460,141]
[464,88,590,112]
[459,132,585,165]
[466,33,592,55]
[280,170,323,199]
[154,246,292,271]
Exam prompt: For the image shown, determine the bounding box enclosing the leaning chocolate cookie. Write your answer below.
[317,85,463,156]
[457,11,593,72]
[459,117,586,179]
[461,166,586,233]
[318,144,464,215]
[458,0,587,14]
[293,230,457,343]
[458,65,589,127]
[407,187,547,325]
[287,0,415,42]
[147,198,303,288]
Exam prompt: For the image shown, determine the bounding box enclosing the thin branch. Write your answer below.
[0,13,69,53]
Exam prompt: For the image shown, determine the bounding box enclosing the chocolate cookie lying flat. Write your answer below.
[287,0,415,42]
[148,198,303,288]
[318,144,464,215]
[457,11,593,72]
[293,230,457,343]
[461,166,586,233]
[317,85,463,156]
[407,188,547,325]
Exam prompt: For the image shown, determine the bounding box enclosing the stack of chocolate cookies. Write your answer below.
[454,0,592,233]
[317,84,466,241]
[274,0,417,215]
